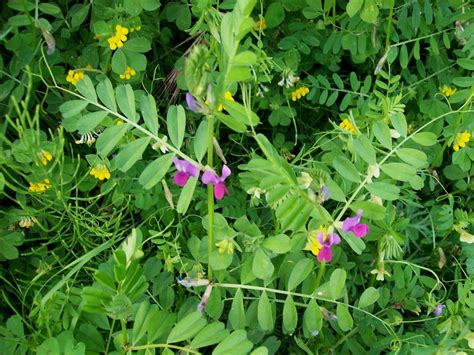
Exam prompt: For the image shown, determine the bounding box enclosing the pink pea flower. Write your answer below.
[172,157,199,187]
[202,165,231,200]
[342,209,369,238]
[316,230,341,263]
[433,304,445,316]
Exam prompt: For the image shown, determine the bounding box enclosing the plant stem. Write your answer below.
[384,0,395,53]
[315,260,326,289]
[207,114,215,280]
[120,319,127,351]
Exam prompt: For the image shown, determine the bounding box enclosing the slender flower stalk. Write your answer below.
[207,114,215,280]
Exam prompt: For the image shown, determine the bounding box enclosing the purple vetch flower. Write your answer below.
[316,230,341,263]
[202,165,231,200]
[433,304,445,316]
[185,92,205,113]
[172,157,199,187]
[342,209,369,238]
[197,284,213,312]
[320,185,330,202]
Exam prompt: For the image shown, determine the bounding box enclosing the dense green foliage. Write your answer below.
[0,0,473,354]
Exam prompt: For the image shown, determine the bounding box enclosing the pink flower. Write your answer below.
[342,209,369,238]
[202,165,231,200]
[316,230,341,262]
[172,157,199,187]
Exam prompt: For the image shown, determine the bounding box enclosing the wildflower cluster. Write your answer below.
[215,239,234,254]
[339,118,357,134]
[120,66,137,80]
[19,216,38,229]
[172,158,231,200]
[66,70,84,86]
[90,164,111,181]
[290,86,309,101]
[453,131,471,151]
[254,18,266,31]
[37,150,52,165]
[28,179,51,193]
[108,25,129,50]
[439,85,456,97]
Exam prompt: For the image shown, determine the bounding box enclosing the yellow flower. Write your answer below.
[306,226,325,257]
[119,66,137,80]
[439,85,456,97]
[37,150,52,165]
[116,120,124,126]
[217,91,235,112]
[291,86,310,101]
[66,70,85,86]
[339,118,357,134]
[453,131,471,151]
[90,164,111,181]
[28,179,51,193]
[215,239,234,255]
[19,216,38,229]
[254,18,267,31]
[108,25,129,50]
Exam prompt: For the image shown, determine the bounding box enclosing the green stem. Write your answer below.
[384,0,395,53]
[314,260,326,289]
[332,0,336,30]
[207,114,215,280]
[120,319,127,351]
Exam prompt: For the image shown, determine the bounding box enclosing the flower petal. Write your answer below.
[173,172,189,187]
[214,182,228,200]
[202,170,219,185]
[327,233,341,246]
[352,223,369,238]
[220,165,231,182]
[173,157,185,172]
[186,93,198,112]
[182,160,199,177]
[316,231,325,245]
[317,246,332,262]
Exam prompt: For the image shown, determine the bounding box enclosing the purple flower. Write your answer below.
[172,157,199,187]
[186,93,205,113]
[433,304,445,316]
[342,209,369,238]
[320,185,330,202]
[202,165,231,200]
[316,230,341,263]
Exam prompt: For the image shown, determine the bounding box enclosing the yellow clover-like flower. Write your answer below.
[254,18,267,31]
[453,131,471,151]
[28,179,51,193]
[217,90,235,112]
[439,85,456,97]
[66,70,85,86]
[215,239,234,255]
[291,86,310,101]
[37,150,52,165]
[108,25,129,50]
[119,66,137,80]
[339,118,357,134]
[90,164,111,181]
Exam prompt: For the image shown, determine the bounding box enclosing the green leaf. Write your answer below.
[167,311,206,343]
[360,0,378,23]
[232,51,257,66]
[253,248,274,280]
[132,302,150,344]
[190,322,229,349]
[229,289,246,330]
[112,49,127,74]
[140,0,160,11]
[77,111,108,134]
[167,105,186,149]
[457,58,474,70]
[359,287,380,308]
[329,269,346,300]
[373,121,392,149]
[353,135,376,165]
[336,304,353,331]
[212,330,253,355]
[265,3,285,28]
[116,85,137,122]
[412,132,437,146]
[140,95,159,135]
[96,125,128,158]
[287,258,313,291]
[366,182,400,201]
[262,234,291,254]
[257,291,274,331]
[390,112,407,137]
[96,78,117,112]
[396,148,428,168]
[215,112,247,133]
[303,299,322,338]
[400,44,408,68]
[346,0,363,17]
[193,120,208,162]
[138,153,174,189]
[381,162,416,182]
[224,100,259,126]
[113,137,150,172]
[71,4,90,27]
[350,200,386,220]
[176,176,198,214]
[76,76,97,103]
[123,38,152,53]
[60,100,88,119]
[333,156,360,183]
[282,295,297,335]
